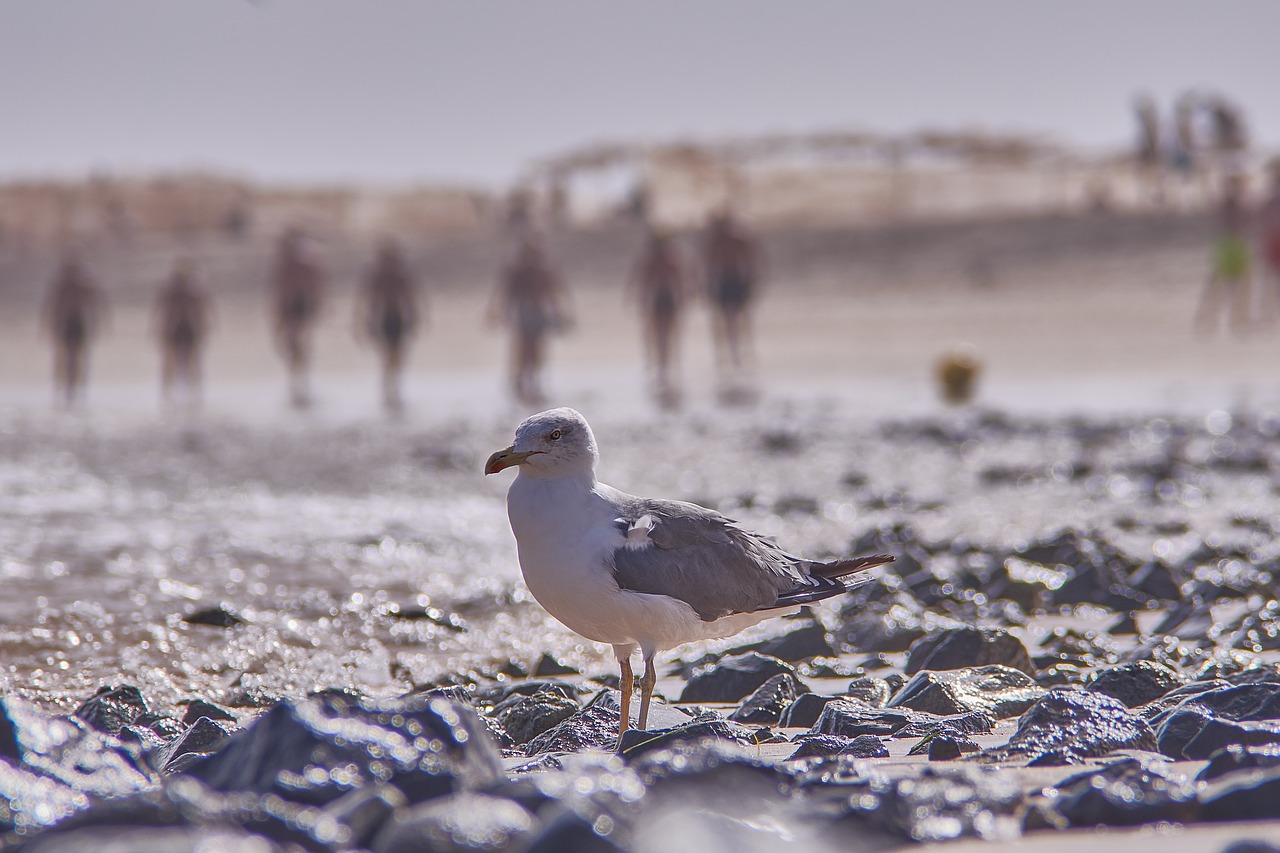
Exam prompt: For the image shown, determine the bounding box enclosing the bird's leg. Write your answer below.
[618,656,634,738]
[638,655,657,730]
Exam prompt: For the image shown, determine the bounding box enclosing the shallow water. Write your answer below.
[2,403,1276,716]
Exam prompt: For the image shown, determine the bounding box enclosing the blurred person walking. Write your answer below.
[1133,94,1167,207]
[488,236,570,405]
[703,209,761,392]
[43,256,103,408]
[629,228,690,405]
[1195,175,1253,336]
[357,240,421,413]
[272,229,324,408]
[1259,165,1280,324]
[154,260,210,409]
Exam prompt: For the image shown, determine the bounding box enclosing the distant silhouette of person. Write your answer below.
[358,240,421,412]
[1260,166,1280,324]
[1133,94,1166,206]
[488,237,569,404]
[703,210,761,386]
[272,229,324,407]
[1196,175,1252,335]
[43,257,103,408]
[154,260,210,409]
[630,229,690,402]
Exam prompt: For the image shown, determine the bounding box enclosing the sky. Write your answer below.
[2,1,1278,188]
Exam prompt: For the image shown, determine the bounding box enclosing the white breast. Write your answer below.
[505,476,711,651]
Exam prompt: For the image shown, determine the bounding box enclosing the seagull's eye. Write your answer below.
[549,429,562,441]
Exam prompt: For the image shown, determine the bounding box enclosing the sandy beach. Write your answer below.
[4,210,1280,421]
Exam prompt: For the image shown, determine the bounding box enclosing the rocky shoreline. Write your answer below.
[5,408,1280,850]
[6,586,1280,850]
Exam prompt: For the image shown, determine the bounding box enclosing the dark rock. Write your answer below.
[135,713,185,741]
[1038,663,1088,687]
[1222,842,1280,853]
[116,724,168,751]
[985,688,1157,765]
[618,716,753,758]
[1222,665,1280,686]
[1008,530,1145,610]
[788,734,854,760]
[186,692,502,806]
[1197,745,1280,782]
[1181,683,1280,722]
[523,810,627,853]
[796,657,863,678]
[1156,705,1216,758]
[523,690,690,756]
[779,694,837,728]
[0,701,17,761]
[490,689,578,746]
[72,685,149,735]
[1109,611,1141,635]
[1151,597,1214,642]
[370,792,536,853]
[1227,600,1280,652]
[904,627,1035,676]
[24,772,371,850]
[1129,561,1184,602]
[477,680,577,705]
[845,677,892,708]
[678,653,797,704]
[181,604,244,627]
[18,825,278,852]
[842,734,890,758]
[728,673,809,725]
[1038,626,1120,669]
[180,699,235,727]
[1086,661,1185,708]
[1183,717,1280,760]
[384,605,467,631]
[810,699,923,738]
[1200,764,1280,821]
[888,665,1045,719]
[532,653,579,677]
[788,733,889,760]
[847,766,1024,842]
[836,595,956,654]
[632,737,787,795]
[926,733,980,761]
[490,658,530,680]
[0,697,157,834]
[323,784,407,850]
[728,621,835,663]
[1047,757,1197,827]
[1141,680,1230,724]
[1154,682,1280,759]
[154,717,236,773]
[894,710,995,739]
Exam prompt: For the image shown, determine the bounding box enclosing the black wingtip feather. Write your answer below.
[759,553,892,611]
[811,553,895,581]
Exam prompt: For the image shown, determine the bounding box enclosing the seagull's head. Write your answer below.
[485,407,599,480]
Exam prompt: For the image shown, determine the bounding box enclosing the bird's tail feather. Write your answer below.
[761,554,894,611]
[810,553,894,581]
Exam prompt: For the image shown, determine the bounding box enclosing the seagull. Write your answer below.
[485,407,892,741]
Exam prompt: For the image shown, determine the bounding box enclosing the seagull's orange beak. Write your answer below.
[485,445,539,475]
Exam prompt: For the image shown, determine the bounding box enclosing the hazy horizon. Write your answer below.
[3,0,1279,187]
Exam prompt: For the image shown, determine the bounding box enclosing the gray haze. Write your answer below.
[2,0,1278,186]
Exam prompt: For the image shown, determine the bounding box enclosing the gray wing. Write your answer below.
[608,496,816,621]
